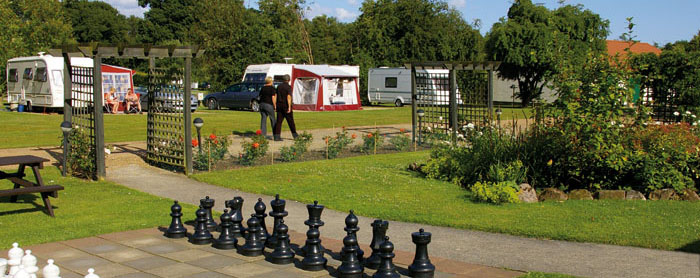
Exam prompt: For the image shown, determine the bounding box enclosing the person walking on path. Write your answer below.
[259,77,277,139]
[273,74,298,141]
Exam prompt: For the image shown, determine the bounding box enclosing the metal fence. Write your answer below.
[641,89,680,124]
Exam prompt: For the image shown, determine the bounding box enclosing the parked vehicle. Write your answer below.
[136,86,198,113]
[202,82,264,111]
[367,67,462,106]
[242,64,293,84]
[6,53,93,111]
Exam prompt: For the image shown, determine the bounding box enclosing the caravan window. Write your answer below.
[52,70,63,86]
[273,75,286,83]
[34,67,47,82]
[23,68,33,80]
[244,73,266,83]
[8,69,18,82]
[385,77,397,88]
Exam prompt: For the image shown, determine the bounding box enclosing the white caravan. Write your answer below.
[6,53,93,111]
[242,63,294,84]
[368,67,461,106]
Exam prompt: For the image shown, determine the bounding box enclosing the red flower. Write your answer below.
[209,134,217,140]
[293,152,297,156]
[351,134,357,139]
[256,130,262,135]
[324,137,329,143]
[252,142,260,148]
[214,139,219,144]
[367,133,373,138]
[192,139,198,147]
[400,128,406,133]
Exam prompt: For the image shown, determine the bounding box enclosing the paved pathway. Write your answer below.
[107,164,700,278]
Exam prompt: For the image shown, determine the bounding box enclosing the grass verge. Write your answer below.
[192,151,700,253]
[0,167,196,247]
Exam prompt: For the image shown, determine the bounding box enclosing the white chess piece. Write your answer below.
[21,250,38,278]
[13,264,31,278]
[0,258,7,277]
[8,242,23,275]
[42,259,61,278]
[83,268,99,278]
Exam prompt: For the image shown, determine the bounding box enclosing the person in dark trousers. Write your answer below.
[273,74,297,141]
[259,77,276,139]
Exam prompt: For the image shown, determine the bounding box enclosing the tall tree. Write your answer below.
[63,0,130,44]
[308,16,352,64]
[485,0,608,106]
[138,0,197,44]
[258,0,313,64]
[0,0,74,94]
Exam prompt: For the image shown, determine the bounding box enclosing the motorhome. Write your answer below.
[368,67,460,106]
[6,53,93,111]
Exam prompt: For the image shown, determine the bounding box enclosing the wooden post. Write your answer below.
[208,140,211,172]
[93,54,106,179]
[184,57,193,175]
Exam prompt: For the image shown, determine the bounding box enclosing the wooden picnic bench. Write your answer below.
[0,155,64,217]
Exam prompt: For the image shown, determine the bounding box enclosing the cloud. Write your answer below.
[305,3,333,19]
[347,0,358,5]
[101,0,148,18]
[449,0,466,9]
[335,8,358,21]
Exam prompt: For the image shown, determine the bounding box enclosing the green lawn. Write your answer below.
[0,106,531,149]
[192,151,700,253]
[0,167,197,247]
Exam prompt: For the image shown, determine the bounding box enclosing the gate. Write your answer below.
[68,65,99,178]
[147,68,188,170]
[409,62,500,145]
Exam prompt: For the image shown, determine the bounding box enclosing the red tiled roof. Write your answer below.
[606,40,662,58]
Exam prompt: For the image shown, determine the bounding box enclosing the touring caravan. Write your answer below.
[6,53,93,111]
[368,67,461,106]
[242,64,294,84]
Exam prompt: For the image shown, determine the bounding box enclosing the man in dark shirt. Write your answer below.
[259,77,276,138]
[273,74,297,141]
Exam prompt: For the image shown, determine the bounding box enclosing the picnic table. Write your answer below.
[0,155,64,217]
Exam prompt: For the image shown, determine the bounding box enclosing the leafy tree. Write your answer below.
[485,0,608,106]
[308,16,352,64]
[138,0,197,44]
[258,0,313,64]
[63,0,130,44]
[0,0,74,95]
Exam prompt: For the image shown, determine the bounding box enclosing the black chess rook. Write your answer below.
[266,220,295,264]
[213,209,238,250]
[366,219,389,269]
[337,232,364,278]
[165,201,187,238]
[408,228,435,278]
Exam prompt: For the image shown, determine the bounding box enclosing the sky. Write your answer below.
[104,0,700,46]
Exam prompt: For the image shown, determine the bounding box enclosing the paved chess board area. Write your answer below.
[4,228,522,278]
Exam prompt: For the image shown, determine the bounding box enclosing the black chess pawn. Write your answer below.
[266,220,295,264]
[165,201,187,238]
[200,196,217,231]
[226,197,245,238]
[238,214,264,256]
[213,209,238,250]
[337,232,364,278]
[366,219,389,269]
[190,206,213,245]
[300,225,327,271]
[343,210,364,261]
[301,200,325,256]
[267,194,288,248]
[408,229,435,278]
[253,198,270,242]
[372,236,400,278]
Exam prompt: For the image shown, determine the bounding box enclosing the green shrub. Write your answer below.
[486,160,527,184]
[470,181,520,204]
[389,132,412,151]
[65,127,96,179]
[240,130,269,165]
[323,128,355,159]
[359,129,383,154]
[279,131,313,162]
[194,132,230,170]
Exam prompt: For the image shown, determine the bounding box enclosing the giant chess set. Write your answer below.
[165,194,436,278]
[0,242,101,278]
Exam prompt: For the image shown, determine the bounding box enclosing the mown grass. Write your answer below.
[192,151,700,253]
[0,106,531,149]
[0,167,197,247]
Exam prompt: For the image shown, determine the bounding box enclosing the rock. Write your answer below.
[680,189,700,201]
[518,183,538,203]
[538,188,568,202]
[649,189,678,200]
[625,190,646,200]
[597,190,626,200]
[568,189,593,200]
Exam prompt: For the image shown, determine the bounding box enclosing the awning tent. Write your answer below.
[101,64,135,102]
[291,65,361,111]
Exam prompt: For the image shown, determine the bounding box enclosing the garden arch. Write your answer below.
[49,44,204,179]
[406,62,500,145]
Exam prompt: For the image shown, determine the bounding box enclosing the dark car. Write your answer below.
[203,82,264,112]
[136,86,198,113]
